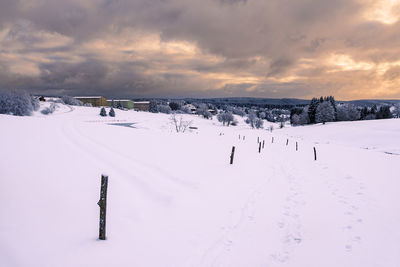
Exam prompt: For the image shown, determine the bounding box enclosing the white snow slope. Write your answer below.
[1,104,400,267]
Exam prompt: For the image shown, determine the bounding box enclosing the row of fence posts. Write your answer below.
[98,138,318,240]
[230,134,317,164]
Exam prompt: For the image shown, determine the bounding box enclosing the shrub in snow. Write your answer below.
[231,119,238,126]
[100,107,107,116]
[0,90,39,116]
[61,96,83,106]
[217,111,234,126]
[41,103,57,115]
[315,101,335,124]
[109,107,115,117]
[158,104,172,114]
[254,118,264,129]
[84,102,92,107]
[170,114,192,132]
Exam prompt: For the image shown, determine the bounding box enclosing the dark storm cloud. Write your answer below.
[0,0,400,99]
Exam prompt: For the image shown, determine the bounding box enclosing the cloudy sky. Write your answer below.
[0,0,400,99]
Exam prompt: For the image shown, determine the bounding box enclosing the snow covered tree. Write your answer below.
[0,90,38,116]
[315,101,335,124]
[245,112,257,128]
[392,104,400,118]
[196,103,212,119]
[109,107,115,117]
[337,104,360,121]
[61,96,83,106]
[217,111,234,126]
[100,107,107,116]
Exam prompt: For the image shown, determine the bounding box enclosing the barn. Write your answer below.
[74,96,107,107]
[134,101,150,111]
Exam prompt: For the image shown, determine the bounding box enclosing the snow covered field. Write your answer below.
[1,103,400,267]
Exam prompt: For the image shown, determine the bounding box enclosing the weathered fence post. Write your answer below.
[243,136,245,140]
[98,174,108,240]
[313,147,317,161]
[259,142,262,153]
[262,140,265,149]
[272,137,274,143]
[296,142,298,151]
[230,146,235,164]
[239,134,240,140]
[286,139,289,146]
[257,137,259,143]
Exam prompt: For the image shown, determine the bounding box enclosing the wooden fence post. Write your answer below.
[314,147,317,161]
[257,137,259,143]
[259,142,262,153]
[286,139,289,146]
[230,146,235,164]
[272,137,274,143]
[296,142,298,151]
[98,174,108,240]
[262,140,265,149]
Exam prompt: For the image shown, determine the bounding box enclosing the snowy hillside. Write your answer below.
[1,103,399,267]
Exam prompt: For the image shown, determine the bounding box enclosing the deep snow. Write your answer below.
[1,103,399,267]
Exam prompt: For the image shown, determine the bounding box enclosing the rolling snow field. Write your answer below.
[1,103,400,267]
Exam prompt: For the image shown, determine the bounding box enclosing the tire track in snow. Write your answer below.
[60,118,177,204]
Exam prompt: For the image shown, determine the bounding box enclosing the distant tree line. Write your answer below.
[290,96,397,126]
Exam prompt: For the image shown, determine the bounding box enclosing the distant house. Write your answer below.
[134,101,150,111]
[107,99,134,110]
[74,96,107,107]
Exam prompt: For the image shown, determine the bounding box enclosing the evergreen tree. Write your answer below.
[308,97,319,123]
[327,96,337,120]
[109,107,115,117]
[149,100,158,113]
[376,106,392,119]
[100,107,107,116]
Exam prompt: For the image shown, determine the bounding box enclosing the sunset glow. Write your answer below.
[0,0,399,99]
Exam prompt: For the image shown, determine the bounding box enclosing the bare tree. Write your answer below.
[170,114,193,133]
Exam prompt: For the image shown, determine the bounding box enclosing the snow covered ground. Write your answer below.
[1,103,399,267]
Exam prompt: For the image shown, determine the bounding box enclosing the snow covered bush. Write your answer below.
[41,103,57,115]
[61,96,83,106]
[109,107,115,117]
[158,104,172,114]
[100,107,107,116]
[170,114,192,132]
[0,90,39,116]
